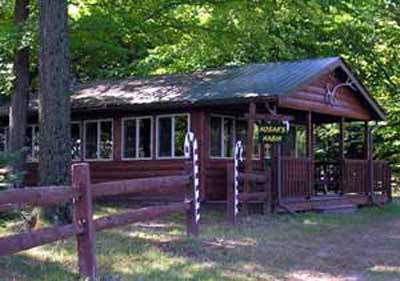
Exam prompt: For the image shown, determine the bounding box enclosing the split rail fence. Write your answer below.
[0,133,200,280]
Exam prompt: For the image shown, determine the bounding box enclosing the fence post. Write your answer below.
[184,132,200,237]
[226,163,236,224]
[72,163,97,280]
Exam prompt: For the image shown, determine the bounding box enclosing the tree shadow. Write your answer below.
[0,253,79,281]
[2,202,400,280]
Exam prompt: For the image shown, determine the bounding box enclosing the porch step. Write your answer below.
[313,203,357,214]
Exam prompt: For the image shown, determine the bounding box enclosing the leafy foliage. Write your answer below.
[0,0,399,171]
[0,151,25,189]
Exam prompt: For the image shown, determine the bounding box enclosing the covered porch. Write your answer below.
[278,113,391,211]
[227,102,392,213]
[218,59,391,212]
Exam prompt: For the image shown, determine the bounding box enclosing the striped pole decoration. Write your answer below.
[184,132,200,223]
[234,141,244,215]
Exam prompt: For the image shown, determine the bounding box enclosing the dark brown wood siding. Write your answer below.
[23,110,211,200]
[278,73,373,121]
[25,160,185,184]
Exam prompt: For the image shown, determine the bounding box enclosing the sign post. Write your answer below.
[257,120,290,210]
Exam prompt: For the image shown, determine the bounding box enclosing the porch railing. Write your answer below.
[281,158,391,198]
[281,157,313,198]
[314,161,341,194]
[342,159,391,194]
[229,157,391,202]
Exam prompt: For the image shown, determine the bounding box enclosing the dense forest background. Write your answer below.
[0,0,399,173]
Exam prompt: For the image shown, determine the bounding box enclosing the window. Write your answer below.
[24,124,82,161]
[84,120,113,160]
[157,114,189,158]
[26,125,39,161]
[71,122,82,160]
[210,115,235,158]
[282,125,306,158]
[122,117,152,159]
[295,125,307,158]
[0,127,7,152]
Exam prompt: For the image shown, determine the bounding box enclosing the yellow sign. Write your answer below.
[258,121,289,144]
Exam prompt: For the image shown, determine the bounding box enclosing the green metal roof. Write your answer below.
[72,57,340,107]
[0,56,386,120]
[186,57,340,101]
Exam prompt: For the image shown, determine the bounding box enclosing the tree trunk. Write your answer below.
[38,0,71,223]
[9,0,30,188]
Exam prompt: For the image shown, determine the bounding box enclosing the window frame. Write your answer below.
[121,116,153,161]
[0,127,8,153]
[26,124,39,162]
[209,114,236,159]
[293,124,307,159]
[71,121,82,161]
[83,119,114,161]
[156,113,190,160]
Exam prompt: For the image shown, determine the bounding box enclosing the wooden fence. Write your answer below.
[0,133,200,280]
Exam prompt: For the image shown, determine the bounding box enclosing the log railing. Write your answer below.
[0,133,200,280]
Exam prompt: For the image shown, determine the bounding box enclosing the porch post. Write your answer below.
[260,143,265,170]
[244,102,256,214]
[191,110,207,201]
[306,111,314,197]
[275,142,282,205]
[339,117,345,160]
[339,117,345,193]
[366,122,374,196]
[364,121,369,160]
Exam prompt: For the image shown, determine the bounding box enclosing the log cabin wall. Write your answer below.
[22,108,229,201]
[278,72,373,121]
[23,109,205,200]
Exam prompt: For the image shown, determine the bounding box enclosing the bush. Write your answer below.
[0,151,25,190]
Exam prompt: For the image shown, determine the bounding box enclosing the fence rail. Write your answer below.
[92,175,190,197]
[0,132,201,280]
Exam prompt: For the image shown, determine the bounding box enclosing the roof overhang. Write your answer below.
[329,58,386,121]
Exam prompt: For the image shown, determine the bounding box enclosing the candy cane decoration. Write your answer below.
[234,140,244,215]
[184,132,200,223]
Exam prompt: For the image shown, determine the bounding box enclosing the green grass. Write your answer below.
[1,201,400,280]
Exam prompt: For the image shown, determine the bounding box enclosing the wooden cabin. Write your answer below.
[0,57,391,208]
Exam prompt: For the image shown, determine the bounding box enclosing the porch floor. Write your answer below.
[278,194,389,213]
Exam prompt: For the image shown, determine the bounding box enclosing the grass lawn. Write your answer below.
[1,200,400,281]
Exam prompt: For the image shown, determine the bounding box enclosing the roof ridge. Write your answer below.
[74,56,343,89]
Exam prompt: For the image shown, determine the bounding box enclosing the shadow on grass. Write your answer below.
[0,254,79,281]
[1,201,400,280]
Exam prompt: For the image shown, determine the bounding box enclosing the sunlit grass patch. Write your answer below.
[1,200,400,280]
